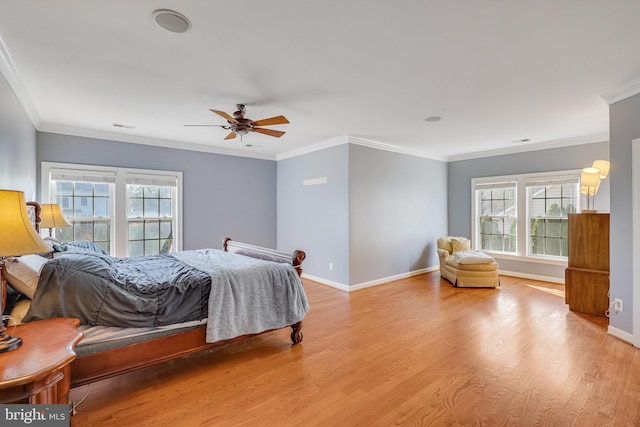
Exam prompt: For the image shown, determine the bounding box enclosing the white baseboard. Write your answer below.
[498,269,564,284]
[305,267,563,292]
[302,266,439,293]
[607,325,634,345]
[300,274,350,292]
[349,267,438,291]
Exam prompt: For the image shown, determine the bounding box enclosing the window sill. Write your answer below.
[482,251,568,266]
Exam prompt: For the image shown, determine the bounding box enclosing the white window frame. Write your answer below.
[471,169,581,265]
[41,162,183,257]
[525,174,580,260]
[473,180,518,254]
[125,174,179,257]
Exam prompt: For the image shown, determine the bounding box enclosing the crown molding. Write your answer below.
[38,123,276,161]
[276,135,349,160]
[279,132,603,163]
[276,134,447,162]
[0,32,41,127]
[347,136,447,161]
[601,76,640,105]
[447,133,609,162]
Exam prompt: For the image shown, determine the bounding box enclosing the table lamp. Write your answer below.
[580,167,601,212]
[0,190,52,353]
[40,203,72,237]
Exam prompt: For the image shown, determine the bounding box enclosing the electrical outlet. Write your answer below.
[329,262,334,271]
[613,298,624,312]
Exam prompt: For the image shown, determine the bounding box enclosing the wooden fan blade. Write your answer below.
[224,131,237,140]
[252,115,289,126]
[210,109,239,124]
[253,128,286,138]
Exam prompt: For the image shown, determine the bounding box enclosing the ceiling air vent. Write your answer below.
[112,123,136,129]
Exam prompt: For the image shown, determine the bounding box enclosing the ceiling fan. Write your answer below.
[185,104,289,141]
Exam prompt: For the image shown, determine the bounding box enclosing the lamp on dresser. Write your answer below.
[39,203,71,237]
[0,190,52,353]
[580,160,610,213]
[580,167,601,212]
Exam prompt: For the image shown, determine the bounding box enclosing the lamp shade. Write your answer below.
[40,203,72,229]
[0,190,52,257]
[592,160,610,179]
[581,167,601,189]
[580,182,600,196]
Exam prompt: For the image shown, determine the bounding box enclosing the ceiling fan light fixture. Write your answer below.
[153,10,191,33]
[188,105,289,141]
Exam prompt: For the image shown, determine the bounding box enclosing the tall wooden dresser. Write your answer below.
[565,213,610,316]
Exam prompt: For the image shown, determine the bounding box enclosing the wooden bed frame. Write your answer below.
[4,202,307,388]
[71,238,306,387]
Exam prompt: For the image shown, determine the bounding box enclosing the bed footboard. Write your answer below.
[223,237,306,345]
[222,237,306,277]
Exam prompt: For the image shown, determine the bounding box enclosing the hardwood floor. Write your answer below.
[69,273,640,426]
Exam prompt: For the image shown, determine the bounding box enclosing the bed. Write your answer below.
[1,202,308,387]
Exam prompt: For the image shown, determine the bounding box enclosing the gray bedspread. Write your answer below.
[173,250,309,342]
[23,249,309,342]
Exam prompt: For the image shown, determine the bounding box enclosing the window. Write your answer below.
[48,169,115,254]
[42,162,182,257]
[126,175,178,257]
[526,177,578,257]
[476,181,517,253]
[472,170,580,261]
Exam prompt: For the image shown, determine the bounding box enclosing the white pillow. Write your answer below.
[3,254,49,298]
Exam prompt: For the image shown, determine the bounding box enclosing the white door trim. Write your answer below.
[632,138,640,348]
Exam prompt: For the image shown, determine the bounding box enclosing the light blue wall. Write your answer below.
[277,144,350,284]
[277,141,448,287]
[37,132,277,251]
[448,141,610,280]
[349,144,447,285]
[609,93,640,334]
[0,73,36,196]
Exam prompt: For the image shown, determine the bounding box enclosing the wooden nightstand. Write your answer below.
[0,317,83,404]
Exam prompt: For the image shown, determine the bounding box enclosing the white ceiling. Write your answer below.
[1,1,639,161]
